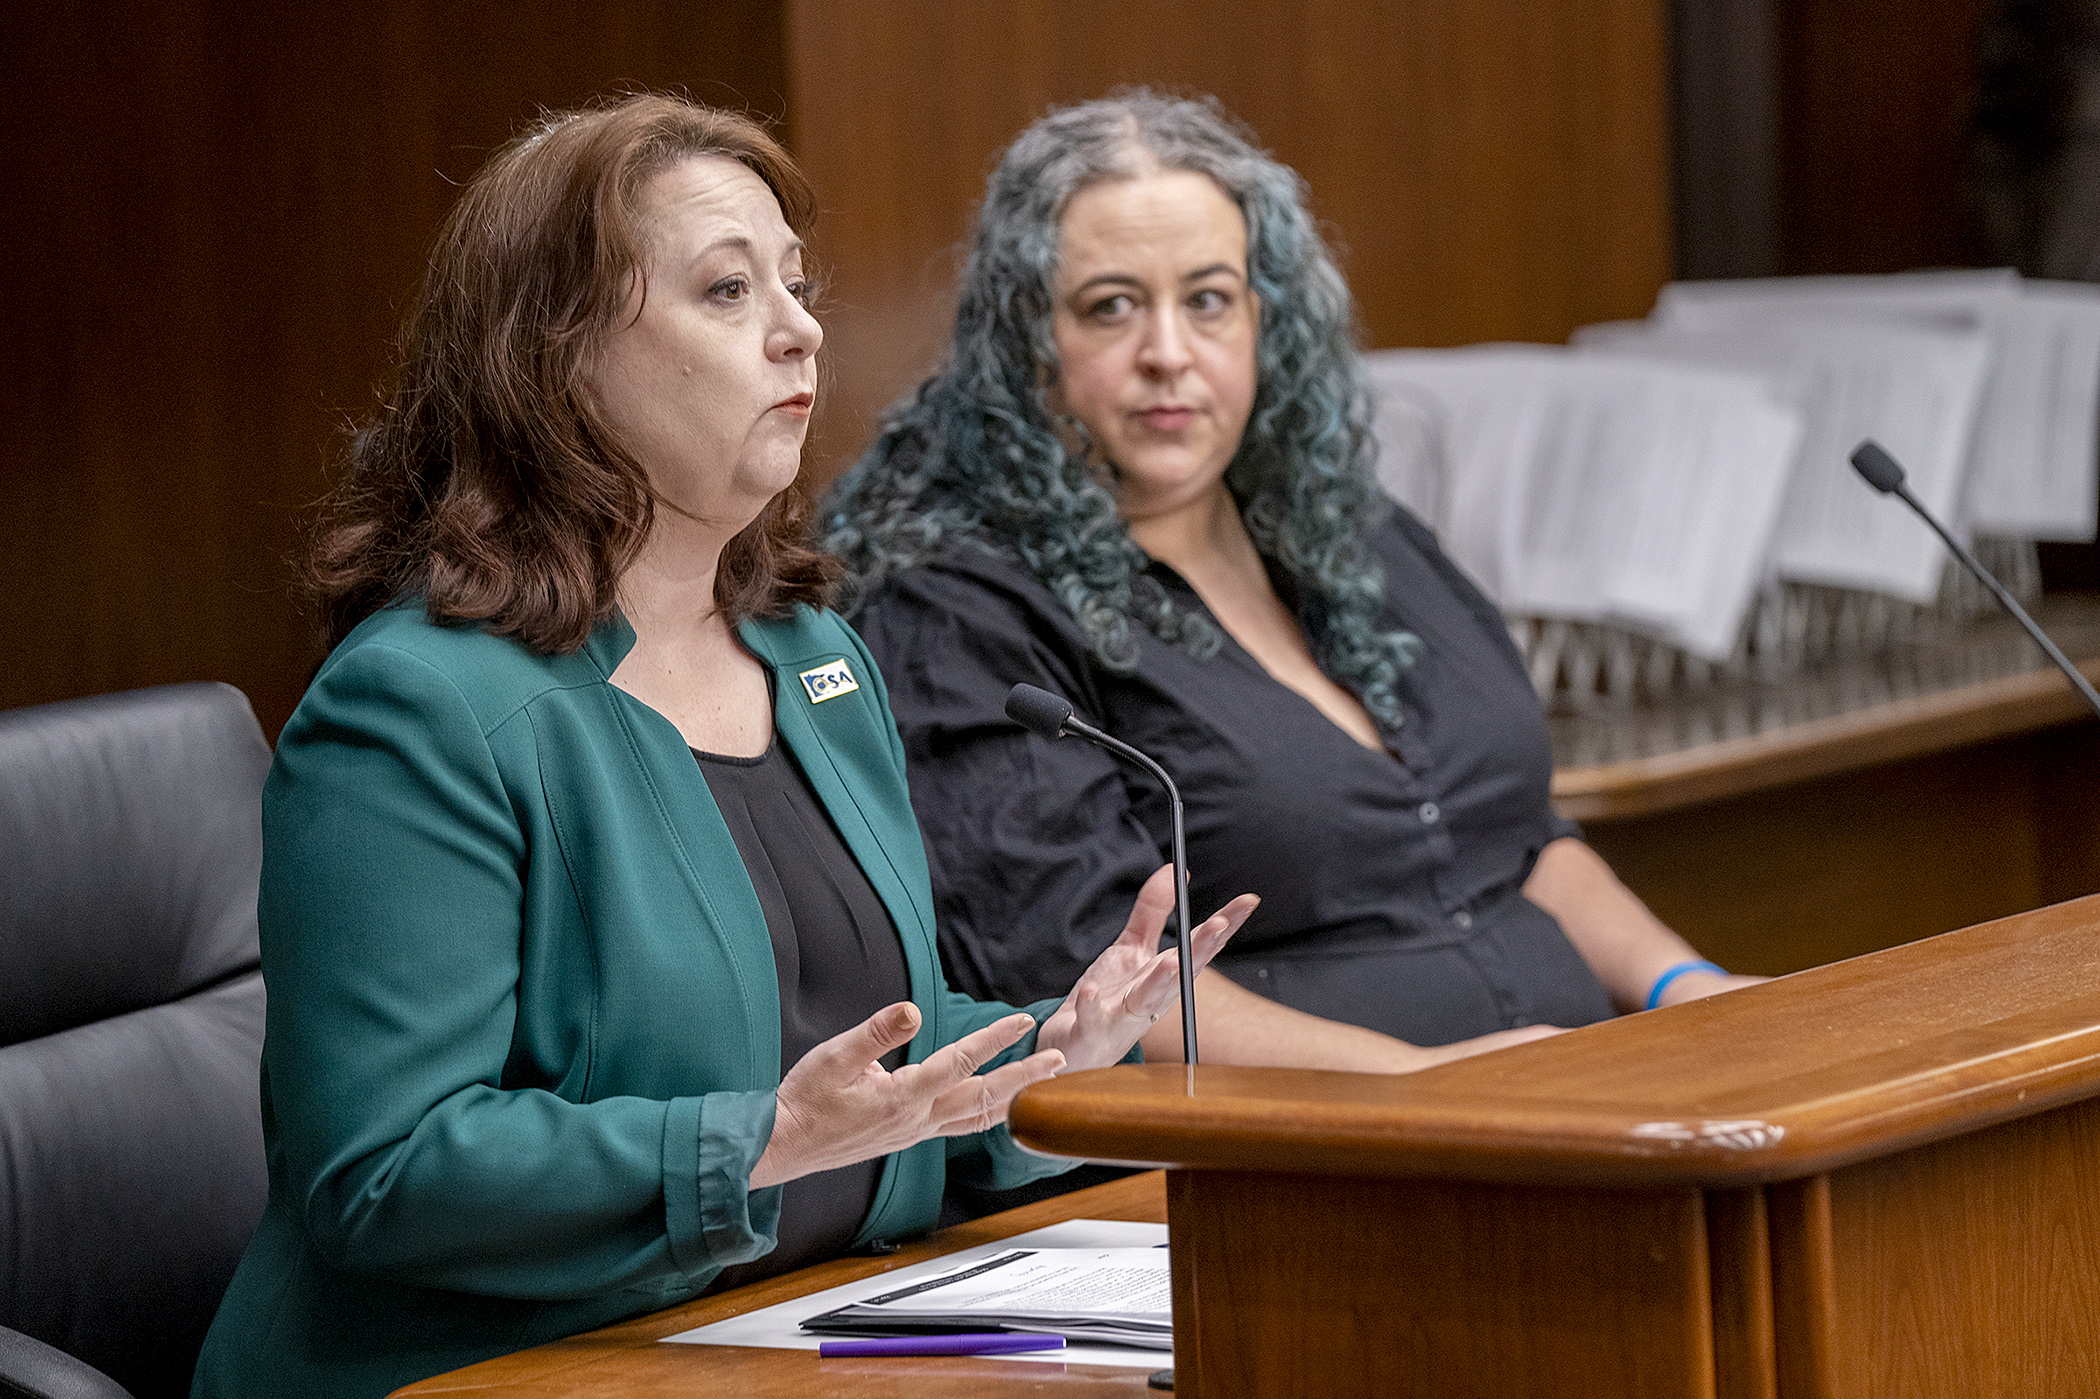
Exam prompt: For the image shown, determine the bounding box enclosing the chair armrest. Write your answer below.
[0,1327,134,1399]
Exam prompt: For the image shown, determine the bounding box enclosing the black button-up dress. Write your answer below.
[851,503,1614,1047]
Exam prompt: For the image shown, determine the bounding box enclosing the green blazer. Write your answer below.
[192,603,1070,1399]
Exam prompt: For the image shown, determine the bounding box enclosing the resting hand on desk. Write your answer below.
[753,863,1257,1188]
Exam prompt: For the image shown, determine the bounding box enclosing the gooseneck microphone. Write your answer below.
[1004,683,1199,1068]
[1849,439,2100,721]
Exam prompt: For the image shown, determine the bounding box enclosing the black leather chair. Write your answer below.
[0,684,272,1399]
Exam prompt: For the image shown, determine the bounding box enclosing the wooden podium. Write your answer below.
[1010,894,2100,1399]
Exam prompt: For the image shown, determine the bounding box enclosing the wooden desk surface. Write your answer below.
[1012,893,2100,1189]
[1550,597,2100,820]
[391,1172,1166,1398]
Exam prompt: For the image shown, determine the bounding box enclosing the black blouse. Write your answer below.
[850,503,1614,1047]
[692,738,913,1292]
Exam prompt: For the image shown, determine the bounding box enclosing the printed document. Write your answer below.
[1366,345,1801,657]
[1655,270,2100,542]
[660,1218,1170,1369]
[802,1245,1171,1350]
[1574,316,1991,600]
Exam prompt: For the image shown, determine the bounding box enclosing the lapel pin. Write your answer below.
[798,658,860,705]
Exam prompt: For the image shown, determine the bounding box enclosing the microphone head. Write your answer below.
[1850,440,1907,494]
[1004,683,1073,739]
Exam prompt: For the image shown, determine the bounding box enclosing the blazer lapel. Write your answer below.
[584,611,783,1079]
[741,621,940,1046]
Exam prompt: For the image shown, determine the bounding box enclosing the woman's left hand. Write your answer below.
[1036,864,1259,1073]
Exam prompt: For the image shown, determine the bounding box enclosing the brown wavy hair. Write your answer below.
[310,93,839,652]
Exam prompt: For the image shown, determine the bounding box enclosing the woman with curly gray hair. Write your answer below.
[827,92,1752,1102]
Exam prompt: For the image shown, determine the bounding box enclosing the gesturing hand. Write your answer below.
[750,1003,1065,1189]
[1036,864,1259,1074]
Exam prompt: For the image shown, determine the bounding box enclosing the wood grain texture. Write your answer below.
[1555,603,2100,976]
[1551,658,2100,823]
[1817,1097,2100,1397]
[1011,894,2100,1187]
[1167,1169,1714,1399]
[1704,1188,1776,1399]
[391,1171,1166,1397]
[1579,728,2100,978]
[0,1,788,740]
[1775,0,1997,275]
[784,0,1672,481]
[1765,1175,1834,1399]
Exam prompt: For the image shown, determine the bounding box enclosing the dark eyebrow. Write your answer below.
[688,234,752,265]
[1068,265,1244,298]
[682,234,805,269]
[1070,272,1145,298]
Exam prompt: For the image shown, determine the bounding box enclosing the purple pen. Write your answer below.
[817,1333,1066,1358]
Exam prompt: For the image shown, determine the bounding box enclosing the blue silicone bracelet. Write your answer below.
[1645,959,1728,1010]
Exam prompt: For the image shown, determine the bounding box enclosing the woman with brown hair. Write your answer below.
[189,94,1252,1399]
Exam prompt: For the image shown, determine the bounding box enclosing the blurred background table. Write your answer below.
[1553,596,2100,973]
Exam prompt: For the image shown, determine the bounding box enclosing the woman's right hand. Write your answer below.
[749,1003,1066,1189]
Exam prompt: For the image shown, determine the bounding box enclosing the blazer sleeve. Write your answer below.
[258,641,780,1300]
[852,567,1170,1008]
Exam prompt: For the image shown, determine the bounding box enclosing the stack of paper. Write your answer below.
[1655,270,2100,542]
[800,1245,1173,1351]
[1365,373,1449,528]
[660,1218,1170,1370]
[1363,270,2100,665]
[1365,346,1802,658]
[1572,316,1991,600]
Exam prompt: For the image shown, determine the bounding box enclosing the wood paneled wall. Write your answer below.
[786,0,1674,479]
[0,3,787,738]
[1671,0,2003,281]
[0,0,1675,738]
[1776,0,1999,275]
[44,1,2048,740]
